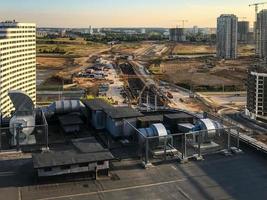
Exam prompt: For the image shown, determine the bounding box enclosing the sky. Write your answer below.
[0,0,261,28]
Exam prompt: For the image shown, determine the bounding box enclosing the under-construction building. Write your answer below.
[256,10,267,59]
[237,21,249,43]
[246,64,267,122]
[216,14,238,59]
[169,28,186,42]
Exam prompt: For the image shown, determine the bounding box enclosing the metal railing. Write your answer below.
[124,119,241,167]
[0,111,49,152]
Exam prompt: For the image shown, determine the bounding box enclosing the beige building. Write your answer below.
[0,21,36,116]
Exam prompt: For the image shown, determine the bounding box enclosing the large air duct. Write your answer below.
[8,91,36,146]
[43,100,85,118]
[138,123,171,148]
[192,118,223,143]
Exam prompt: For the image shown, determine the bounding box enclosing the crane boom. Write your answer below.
[249,2,267,55]
[249,2,267,20]
[177,20,188,28]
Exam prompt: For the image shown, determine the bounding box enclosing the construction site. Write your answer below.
[35,35,267,144]
[2,1,267,198]
[0,37,267,199]
[0,89,264,200]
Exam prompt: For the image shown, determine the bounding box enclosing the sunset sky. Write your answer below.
[0,0,260,28]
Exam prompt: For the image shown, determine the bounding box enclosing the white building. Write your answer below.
[0,21,36,116]
[216,14,238,59]
[141,28,146,34]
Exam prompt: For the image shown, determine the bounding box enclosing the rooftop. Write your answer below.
[82,99,113,111]
[0,21,35,27]
[137,115,163,122]
[164,112,195,119]
[32,137,114,169]
[58,114,83,126]
[72,137,107,153]
[105,106,144,119]
[2,145,267,200]
[32,150,113,169]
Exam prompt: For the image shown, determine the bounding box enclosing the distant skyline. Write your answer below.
[0,0,261,28]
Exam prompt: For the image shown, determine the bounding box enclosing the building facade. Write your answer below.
[256,10,267,59]
[216,14,238,59]
[169,28,186,42]
[237,21,249,43]
[0,21,36,116]
[246,65,267,122]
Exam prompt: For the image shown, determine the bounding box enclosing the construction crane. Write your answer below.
[239,17,247,21]
[177,20,188,28]
[249,2,267,54]
[249,2,267,21]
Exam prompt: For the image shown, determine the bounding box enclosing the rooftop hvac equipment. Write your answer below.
[44,100,85,118]
[138,123,171,148]
[8,91,36,146]
[192,118,223,143]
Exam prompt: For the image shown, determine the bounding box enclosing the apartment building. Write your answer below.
[256,10,267,59]
[237,21,249,43]
[169,28,186,42]
[246,64,267,122]
[216,14,238,59]
[0,21,36,116]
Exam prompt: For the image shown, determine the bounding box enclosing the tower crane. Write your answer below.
[177,20,188,28]
[249,2,267,21]
[249,2,267,54]
[239,17,247,21]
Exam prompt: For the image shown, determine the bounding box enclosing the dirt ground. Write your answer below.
[37,57,72,69]
[171,43,254,56]
[172,43,215,54]
[36,37,111,89]
[111,42,153,55]
[197,92,246,113]
[254,135,267,144]
[160,56,254,90]
[37,38,109,57]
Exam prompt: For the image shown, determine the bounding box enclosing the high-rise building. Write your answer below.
[89,26,93,35]
[237,21,249,43]
[192,26,199,34]
[0,21,36,116]
[141,28,146,34]
[216,14,238,59]
[246,64,267,122]
[256,10,267,59]
[169,28,186,42]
